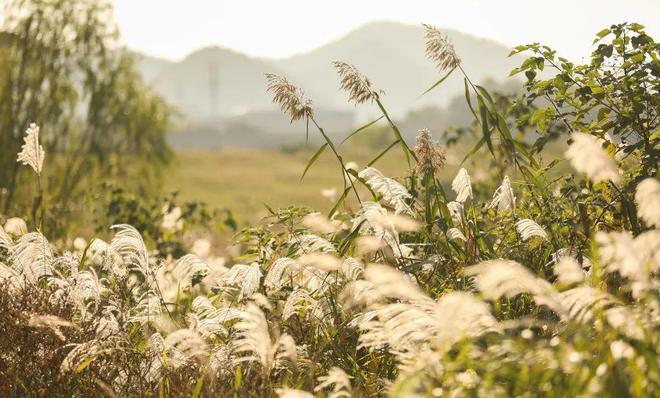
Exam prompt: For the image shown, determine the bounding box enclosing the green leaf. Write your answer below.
[192,377,204,398]
[478,96,494,156]
[461,137,485,164]
[629,23,644,32]
[328,187,351,218]
[418,66,457,97]
[339,219,367,255]
[475,86,496,113]
[368,139,400,167]
[596,28,611,40]
[463,78,478,119]
[376,100,414,165]
[300,143,328,180]
[341,116,384,144]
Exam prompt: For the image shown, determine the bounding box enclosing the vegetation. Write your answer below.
[0,0,174,238]
[1,16,659,398]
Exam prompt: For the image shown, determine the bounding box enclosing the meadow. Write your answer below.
[167,147,460,226]
[1,12,658,398]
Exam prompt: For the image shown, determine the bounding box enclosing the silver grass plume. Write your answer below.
[352,202,413,259]
[339,279,382,309]
[11,232,54,284]
[358,167,412,214]
[451,168,473,203]
[264,257,328,293]
[414,129,446,175]
[339,257,364,281]
[363,263,432,304]
[333,61,382,104]
[169,254,210,289]
[315,367,352,398]
[282,289,317,321]
[595,230,660,295]
[265,73,313,122]
[423,24,461,72]
[635,178,660,228]
[0,225,14,255]
[302,212,341,234]
[60,337,120,375]
[4,217,27,237]
[28,314,73,341]
[216,262,262,299]
[447,201,465,224]
[109,224,151,279]
[447,227,467,242]
[369,213,420,233]
[291,234,336,255]
[17,123,45,175]
[515,219,548,241]
[297,252,342,272]
[233,303,297,374]
[163,328,209,368]
[464,260,563,314]
[554,256,586,284]
[489,175,516,212]
[565,132,621,184]
[559,290,649,341]
[276,389,314,398]
[557,286,617,323]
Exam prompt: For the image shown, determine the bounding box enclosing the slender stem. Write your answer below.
[309,117,362,205]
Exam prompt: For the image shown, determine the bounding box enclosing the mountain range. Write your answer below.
[132,21,525,148]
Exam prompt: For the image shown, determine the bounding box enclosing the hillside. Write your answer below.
[134,21,524,147]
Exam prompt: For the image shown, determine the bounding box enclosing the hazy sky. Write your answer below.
[114,0,660,61]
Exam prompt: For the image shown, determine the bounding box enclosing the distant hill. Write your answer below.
[133,21,524,147]
[277,21,522,118]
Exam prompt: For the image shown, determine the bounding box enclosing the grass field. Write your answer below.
[166,144,462,225]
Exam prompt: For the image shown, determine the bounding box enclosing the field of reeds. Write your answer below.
[1,20,659,398]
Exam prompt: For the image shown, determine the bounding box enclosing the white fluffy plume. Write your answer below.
[451,168,473,203]
[565,132,621,184]
[17,123,45,175]
[358,167,412,214]
[635,178,660,228]
[515,219,548,241]
[233,303,297,374]
[464,260,562,314]
[489,175,516,212]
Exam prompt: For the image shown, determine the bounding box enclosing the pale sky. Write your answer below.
[113,0,659,62]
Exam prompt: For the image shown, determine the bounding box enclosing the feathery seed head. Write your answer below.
[465,259,562,313]
[266,73,314,122]
[423,24,461,72]
[515,219,548,241]
[334,61,381,104]
[447,227,467,242]
[554,257,586,284]
[302,212,341,234]
[565,132,621,184]
[315,367,352,398]
[489,176,516,212]
[451,168,473,203]
[358,167,412,214]
[447,201,465,224]
[414,129,446,175]
[4,217,28,237]
[17,123,45,175]
[635,178,660,228]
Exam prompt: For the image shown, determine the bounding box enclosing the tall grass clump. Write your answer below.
[1,22,658,397]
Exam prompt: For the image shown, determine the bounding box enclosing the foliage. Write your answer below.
[0,23,659,398]
[0,0,174,237]
[94,184,236,259]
